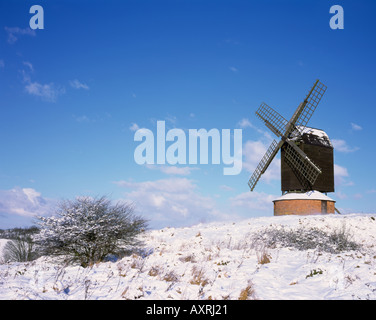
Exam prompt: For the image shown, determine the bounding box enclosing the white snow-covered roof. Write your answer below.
[290,126,328,138]
[273,191,335,202]
[289,126,333,147]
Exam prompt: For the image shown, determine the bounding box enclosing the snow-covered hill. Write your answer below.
[1,213,376,300]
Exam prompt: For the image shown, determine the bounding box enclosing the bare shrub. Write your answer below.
[251,223,360,254]
[3,237,38,262]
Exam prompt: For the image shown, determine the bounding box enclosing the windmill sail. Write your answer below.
[255,103,289,137]
[294,80,327,134]
[283,142,321,188]
[248,139,283,191]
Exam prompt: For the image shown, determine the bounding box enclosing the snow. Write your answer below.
[273,191,335,202]
[1,213,376,300]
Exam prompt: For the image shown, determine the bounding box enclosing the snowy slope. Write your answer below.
[1,213,376,300]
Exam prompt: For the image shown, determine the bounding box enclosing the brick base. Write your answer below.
[273,199,335,216]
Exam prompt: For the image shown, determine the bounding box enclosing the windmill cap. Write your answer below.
[290,126,333,148]
[273,191,335,202]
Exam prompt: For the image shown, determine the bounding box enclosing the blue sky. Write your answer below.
[1,0,376,229]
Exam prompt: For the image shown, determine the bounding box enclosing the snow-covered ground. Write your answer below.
[1,213,376,300]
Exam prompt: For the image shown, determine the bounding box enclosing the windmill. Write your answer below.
[248,80,336,215]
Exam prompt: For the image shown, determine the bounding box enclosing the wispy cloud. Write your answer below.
[145,164,198,176]
[351,122,362,131]
[219,184,234,191]
[21,66,65,102]
[0,60,4,68]
[5,26,36,44]
[229,66,238,72]
[25,81,65,102]
[237,118,273,140]
[69,79,89,90]
[22,61,34,72]
[129,123,140,132]
[73,115,90,123]
[332,139,359,153]
[237,118,252,128]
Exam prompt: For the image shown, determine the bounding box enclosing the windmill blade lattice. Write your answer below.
[295,80,327,135]
[255,103,289,138]
[283,142,321,188]
[248,139,282,191]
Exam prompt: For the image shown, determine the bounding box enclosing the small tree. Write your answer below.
[35,196,147,267]
[3,236,38,262]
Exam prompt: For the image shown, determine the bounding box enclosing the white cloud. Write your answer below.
[334,164,353,187]
[70,79,89,90]
[351,123,362,131]
[113,178,229,228]
[229,66,238,72]
[5,27,36,44]
[0,60,4,68]
[332,139,359,153]
[0,187,53,218]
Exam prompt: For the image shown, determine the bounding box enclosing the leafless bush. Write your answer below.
[3,237,38,262]
[251,223,360,254]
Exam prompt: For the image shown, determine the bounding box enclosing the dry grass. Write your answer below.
[148,265,162,277]
[238,281,256,300]
[256,246,271,265]
[163,271,179,282]
[190,265,209,287]
[179,254,197,263]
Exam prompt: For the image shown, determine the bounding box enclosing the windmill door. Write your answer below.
[321,200,327,214]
